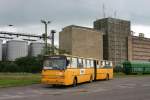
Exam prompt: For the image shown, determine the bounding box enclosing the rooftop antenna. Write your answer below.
[102,3,106,18]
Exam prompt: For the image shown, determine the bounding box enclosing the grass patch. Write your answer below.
[1,72,150,88]
[0,73,41,88]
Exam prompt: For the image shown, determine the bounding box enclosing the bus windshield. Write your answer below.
[43,58,66,70]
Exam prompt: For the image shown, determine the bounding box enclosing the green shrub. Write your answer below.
[15,56,43,73]
[0,62,5,72]
[3,63,20,72]
[0,62,20,72]
[0,55,44,73]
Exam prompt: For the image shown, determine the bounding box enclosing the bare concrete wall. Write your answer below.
[59,25,103,60]
[129,36,150,61]
[59,27,72,54]
[128,36,132,61]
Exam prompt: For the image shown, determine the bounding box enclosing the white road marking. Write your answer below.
[118,83,136,89]
[142,83,150,87]
[0,94,25,100]
[86,88,107,94]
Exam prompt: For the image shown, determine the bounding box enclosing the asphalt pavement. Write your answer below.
[0,76,150,100]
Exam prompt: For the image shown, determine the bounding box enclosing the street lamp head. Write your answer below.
[41,19,46,24]
[41,19,51,24]
[47,21,51,24]
[51,30,56,34]
[8,24,13,27]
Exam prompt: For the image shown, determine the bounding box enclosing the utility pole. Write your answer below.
[51,30,56,55]
[41,19,51,55]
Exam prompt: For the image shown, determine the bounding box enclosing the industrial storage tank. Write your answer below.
[30,42,45,57]
[0,39,3,61]
[2,43,7,61]
[6,39,28,61]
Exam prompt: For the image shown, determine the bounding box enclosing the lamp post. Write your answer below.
[51,30,56,55]
[41,20,51,55]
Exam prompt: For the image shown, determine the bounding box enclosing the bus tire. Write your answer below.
[73,77,77,87]
[52,84,57,87]
[89,75,93,83]
[105,74,109,80]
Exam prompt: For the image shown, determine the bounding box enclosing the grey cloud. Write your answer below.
[0,0,150,32]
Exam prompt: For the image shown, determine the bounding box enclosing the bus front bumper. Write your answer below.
[41,76,66,85]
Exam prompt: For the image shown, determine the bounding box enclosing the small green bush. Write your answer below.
[0,62,20,72]
[0,55,44,73]
[3,63,20,72]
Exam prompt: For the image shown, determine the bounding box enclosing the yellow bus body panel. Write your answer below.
[96,68,113,80]
[41,68,94,86]
[41,70,66,85]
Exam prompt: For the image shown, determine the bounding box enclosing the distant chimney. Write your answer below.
[139,33,144,38]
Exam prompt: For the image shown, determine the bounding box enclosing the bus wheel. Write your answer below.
[52,84,57,87]
[89,75,93,83]
[73,78,77,87]
[106,74,109,80]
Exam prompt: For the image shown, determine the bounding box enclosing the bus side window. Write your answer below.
[100,61,104,68]
[105,61,110,68]
[87,60,91,68]
[97,61,100,68]
[71,58,77,68]
[91,60,94,68]
[107,61,111,68]
[105,61,108,68]
[110,61,113,67]
[67,57,71,68]
[83,59,87,68]
[78,58,83,68]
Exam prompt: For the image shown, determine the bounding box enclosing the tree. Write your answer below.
[15,56,44,73]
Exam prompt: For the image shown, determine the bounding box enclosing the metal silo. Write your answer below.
[6,39,28,61]
[0,39,3,61]
[30,42,45,57]
[2,43,7,61]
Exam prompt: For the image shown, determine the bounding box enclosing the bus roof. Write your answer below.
[44,54,99,60]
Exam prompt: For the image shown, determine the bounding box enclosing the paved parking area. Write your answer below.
[0,76,150,100]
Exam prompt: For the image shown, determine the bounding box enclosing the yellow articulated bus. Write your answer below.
[41,55,113,86]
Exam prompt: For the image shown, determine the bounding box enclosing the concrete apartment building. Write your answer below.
[94,18,131,65]
[59,25,103,60]
[128,34,150,61]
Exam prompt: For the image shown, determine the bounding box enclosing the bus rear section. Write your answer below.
[95,60,113,80]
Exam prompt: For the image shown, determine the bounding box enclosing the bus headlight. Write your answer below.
[57,72,64,76]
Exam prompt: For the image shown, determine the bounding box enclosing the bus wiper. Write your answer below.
[52,67,65,70]
[53,66,60,69]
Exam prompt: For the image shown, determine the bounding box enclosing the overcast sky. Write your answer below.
[0,0,150,45]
